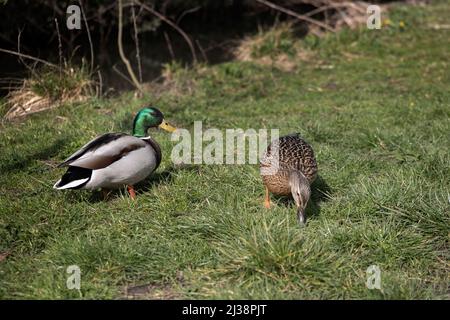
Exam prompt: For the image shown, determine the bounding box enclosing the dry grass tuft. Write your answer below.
[305,1,392,35]
[142,61,207,99]
[234,23,312,72]
[4,66,94,120]
[234,1,393,70]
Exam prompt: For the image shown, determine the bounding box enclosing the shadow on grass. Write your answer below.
[64,163,201,204]
[1,138,69,174]
[136,163,200,192]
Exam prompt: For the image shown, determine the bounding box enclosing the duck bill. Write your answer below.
[158,120,177,133]
[297,208,307,226]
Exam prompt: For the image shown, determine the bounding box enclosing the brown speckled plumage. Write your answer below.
[260,133,317,195]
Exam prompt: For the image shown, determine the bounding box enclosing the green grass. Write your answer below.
[29,64,93,100]
[0,2,449,299]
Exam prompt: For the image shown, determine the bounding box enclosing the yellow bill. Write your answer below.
[158,120,177,133]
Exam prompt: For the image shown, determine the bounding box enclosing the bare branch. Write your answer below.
[54,18,63,78]
[176,5,202,25]
[136,1,198,64]
[131,2,143,83]
[117,0,143,93]
[17,29,38,77]
[0,48,59,69]
[254,0,335,33]
[113,65,137,88]
[78,0,95,74]
[196,40,208,63]
[97,70,103,97]
[164,32,175,61]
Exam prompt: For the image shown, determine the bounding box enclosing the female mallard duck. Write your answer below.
[53,107,177,199]
[260,133,318,225]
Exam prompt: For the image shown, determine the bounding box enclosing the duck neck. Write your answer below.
[132,118,148,138]
[289,171,310,195]
[289,170,311,224]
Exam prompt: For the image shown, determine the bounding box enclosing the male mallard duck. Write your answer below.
[260,133,318,225]
[53,107,177,199]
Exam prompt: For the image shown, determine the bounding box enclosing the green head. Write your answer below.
[132,107,177,137]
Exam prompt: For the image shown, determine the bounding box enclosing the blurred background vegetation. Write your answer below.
[0,0,396,97]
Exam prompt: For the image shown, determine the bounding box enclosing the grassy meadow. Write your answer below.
[0,1,449,299]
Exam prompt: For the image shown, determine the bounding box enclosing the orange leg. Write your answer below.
[264,186,271,209]
[127,185,136,200]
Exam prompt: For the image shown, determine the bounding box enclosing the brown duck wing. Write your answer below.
[261,133,318,183]
[58,133,147,170]
[279,134,318,182]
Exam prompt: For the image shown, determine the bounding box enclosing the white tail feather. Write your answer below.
[53,178,89,190]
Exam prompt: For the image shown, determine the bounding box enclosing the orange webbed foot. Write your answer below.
[264,186,271,209]
[127,185,136,200]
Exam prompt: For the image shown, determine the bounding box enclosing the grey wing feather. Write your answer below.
[58,133,146,170]
[58,133,125,167]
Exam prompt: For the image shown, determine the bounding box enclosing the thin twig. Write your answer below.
[17,30,38,78]
[176,5,202,25]
[303,4,337,18]
[0,78,23,82]
[113,65,138,88]
[117,0,143,93]
[97,70,103,97]
[136,1,198,64]
[131,2,143,83]
[303,2,366,18]
[78,0,95,74]
[0,48,59,69]
[254,0,335,33]
[0,86,21,90]
[196,39,208,63]
[164,32,175,61]
[54,18,63,78]
[336,7,353,28]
